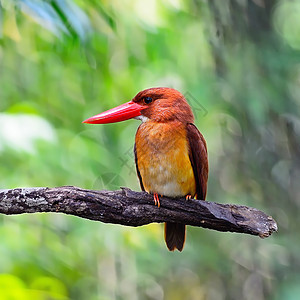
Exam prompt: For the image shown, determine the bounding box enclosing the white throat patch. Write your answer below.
[134,115,149,123]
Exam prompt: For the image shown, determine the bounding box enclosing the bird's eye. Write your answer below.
[144,97,153,104]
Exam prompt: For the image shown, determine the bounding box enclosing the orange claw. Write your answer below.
[186,194,192,200]
[153,193,160,208]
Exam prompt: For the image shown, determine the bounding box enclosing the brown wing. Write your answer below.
[134,143,145,191]
[186,123,208,200]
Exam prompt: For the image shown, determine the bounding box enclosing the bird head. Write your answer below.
[82,87,194,124]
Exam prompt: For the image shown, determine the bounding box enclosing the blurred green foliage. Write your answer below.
[0,0,300,299]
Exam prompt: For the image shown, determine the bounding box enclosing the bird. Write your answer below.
[83,87,208,251]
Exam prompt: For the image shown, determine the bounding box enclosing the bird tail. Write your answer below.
[164,222,186,252]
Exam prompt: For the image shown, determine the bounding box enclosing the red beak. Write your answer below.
[82,101,145,124]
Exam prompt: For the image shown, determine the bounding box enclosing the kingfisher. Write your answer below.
[83,87,208,251]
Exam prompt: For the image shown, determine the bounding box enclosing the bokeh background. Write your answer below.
[0,0,300,299]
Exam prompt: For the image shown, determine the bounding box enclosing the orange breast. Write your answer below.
[135,121,196,197]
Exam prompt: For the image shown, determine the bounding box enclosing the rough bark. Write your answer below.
[0,186,277,238]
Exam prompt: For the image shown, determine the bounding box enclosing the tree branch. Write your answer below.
[0,186,277,238]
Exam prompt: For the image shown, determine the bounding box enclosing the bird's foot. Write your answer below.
[186,194,192,200]
[153,193,160,208]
